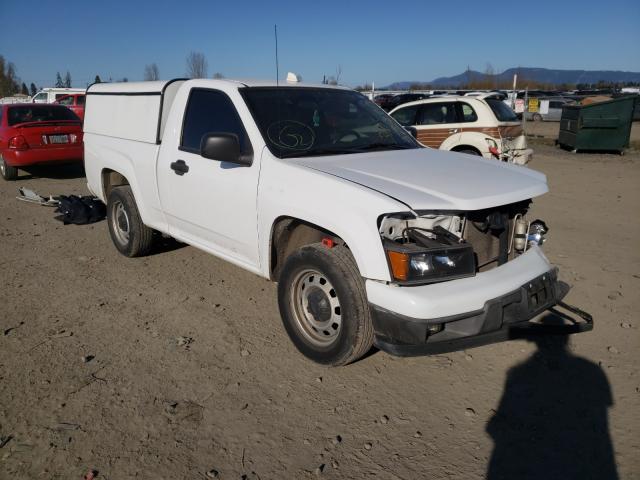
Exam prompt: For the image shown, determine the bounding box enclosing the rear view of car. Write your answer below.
[0,104,83,180]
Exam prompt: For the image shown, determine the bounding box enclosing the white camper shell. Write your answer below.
[85,80,186,143]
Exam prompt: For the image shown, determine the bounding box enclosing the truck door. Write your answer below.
[156,88,260,270]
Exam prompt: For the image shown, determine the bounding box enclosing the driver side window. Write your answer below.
[180,89,251,155]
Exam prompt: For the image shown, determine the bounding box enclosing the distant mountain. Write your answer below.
[385,67,640,89]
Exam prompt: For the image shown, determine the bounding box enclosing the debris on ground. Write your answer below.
[176,336,193,347]
[0,435,13,448]
[16,187,59,207]
[84,469,98,480]
[54,195,106,225]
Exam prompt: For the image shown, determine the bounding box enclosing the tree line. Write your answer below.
[2,51,351,97]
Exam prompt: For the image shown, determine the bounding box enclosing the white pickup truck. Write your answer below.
[83,79,592,366]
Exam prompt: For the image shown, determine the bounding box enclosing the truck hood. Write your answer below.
[294,148,548,211]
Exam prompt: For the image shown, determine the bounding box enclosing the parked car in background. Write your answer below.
[55,93,86,121]
[373,93,394,109]
[525,97,574,122]
[31,87,85,104]
[389,96,532,164]
[383,93,429,111]
[0,103,83,180]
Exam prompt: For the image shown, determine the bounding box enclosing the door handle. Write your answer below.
[448,128,459,134]
[170,160,189,176]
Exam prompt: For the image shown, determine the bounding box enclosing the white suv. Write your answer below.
[389,96,533,164]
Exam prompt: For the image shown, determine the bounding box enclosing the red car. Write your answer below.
[55,93,86,121]
[0,103,83,180]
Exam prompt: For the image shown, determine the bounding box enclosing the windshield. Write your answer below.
[485,98,519,122]
[241,87,421,158]
[8,105,80,126]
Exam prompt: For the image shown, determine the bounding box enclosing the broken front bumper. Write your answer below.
[366,247,593,356]
[504,148,533,165]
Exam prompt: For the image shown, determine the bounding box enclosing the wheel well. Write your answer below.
[102,169,129,199]
[451,145,482,155]
[270,217,343,281]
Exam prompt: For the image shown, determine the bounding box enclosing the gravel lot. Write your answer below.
[1,142,638,479]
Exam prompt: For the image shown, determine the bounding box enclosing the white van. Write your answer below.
[31,88,85,104]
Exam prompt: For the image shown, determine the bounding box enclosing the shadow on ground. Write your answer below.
[147,234,187,256]
[16,163,85,181]
[486,314,618,480]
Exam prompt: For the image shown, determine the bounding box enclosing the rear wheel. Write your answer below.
[533,113,543,122]
[278,244,374,366]
[107,186,154,257]
[0,155,18,181]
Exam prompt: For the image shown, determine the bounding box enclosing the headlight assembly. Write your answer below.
[385,241,476,284]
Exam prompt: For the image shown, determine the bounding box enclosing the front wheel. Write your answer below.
[533,113,543,122]
[0,155,18,181]
[277,244,374,366]
[107,186,154,257]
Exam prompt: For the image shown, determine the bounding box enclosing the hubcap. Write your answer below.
[290,269,342,347]
[111,201,130,245]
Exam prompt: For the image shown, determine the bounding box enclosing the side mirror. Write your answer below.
[404,126,418,138]
[200,133,252,166]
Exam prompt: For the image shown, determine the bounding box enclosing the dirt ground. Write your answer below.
[0,142,638,479]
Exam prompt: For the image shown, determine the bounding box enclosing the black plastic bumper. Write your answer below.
[371,271,593,357]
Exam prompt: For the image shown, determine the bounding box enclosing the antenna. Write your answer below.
[274,24,279,86]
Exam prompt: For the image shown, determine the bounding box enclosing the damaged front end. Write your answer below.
[371,203,593,356]
[379,201,546,281]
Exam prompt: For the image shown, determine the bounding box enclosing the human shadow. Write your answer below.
[486,315,618,480]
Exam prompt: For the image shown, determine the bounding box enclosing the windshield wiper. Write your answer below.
[279,148,359,159]
[349,143,415,152]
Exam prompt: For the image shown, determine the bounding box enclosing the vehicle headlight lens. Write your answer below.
[386,244,476,283]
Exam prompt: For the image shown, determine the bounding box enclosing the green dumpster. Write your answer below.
[558,96,635,153]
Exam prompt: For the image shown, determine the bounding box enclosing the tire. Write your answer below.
[457,149,481,156]
[0,154,18,181]
[533,113,543,122]
[107,186,154,257]
[277,244,374,366]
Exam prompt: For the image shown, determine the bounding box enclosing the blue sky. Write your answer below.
[1,0,639,88]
